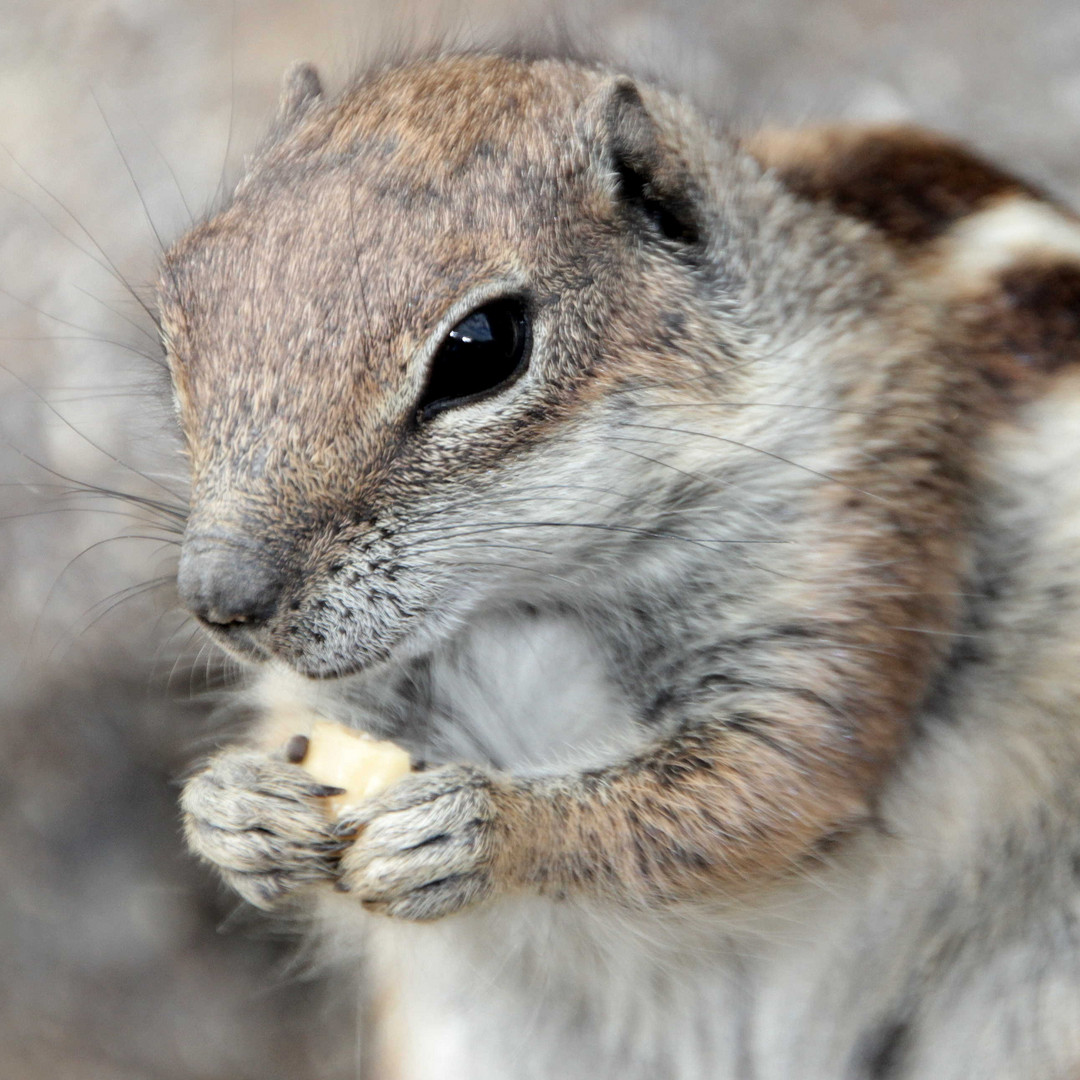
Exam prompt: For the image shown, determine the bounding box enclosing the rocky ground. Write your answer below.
[2,1,1079,1076]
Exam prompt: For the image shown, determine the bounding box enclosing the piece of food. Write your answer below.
[288,721,412,817]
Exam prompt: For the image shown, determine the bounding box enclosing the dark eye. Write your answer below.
[416,299,531,422]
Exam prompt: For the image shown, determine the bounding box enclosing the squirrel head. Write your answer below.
[159,52,964,679]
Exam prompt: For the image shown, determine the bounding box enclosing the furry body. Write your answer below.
[173,53,1080,1078]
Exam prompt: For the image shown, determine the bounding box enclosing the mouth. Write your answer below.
[194,614,408,681]
[195,622,274,665]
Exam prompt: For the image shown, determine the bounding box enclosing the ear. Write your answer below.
[601,79,701,247]
[276,61,324,131]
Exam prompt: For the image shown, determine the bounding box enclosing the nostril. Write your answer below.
[177,537,285,630]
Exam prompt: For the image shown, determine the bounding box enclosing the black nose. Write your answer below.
[177,536,284,628]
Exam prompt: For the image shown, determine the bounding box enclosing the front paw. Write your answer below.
[335,765,499,921]
[180,749,343,909]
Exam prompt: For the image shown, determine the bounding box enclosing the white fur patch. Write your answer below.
[947,195,1080,283]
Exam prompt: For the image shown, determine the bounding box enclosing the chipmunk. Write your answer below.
[172,51,1080,1079]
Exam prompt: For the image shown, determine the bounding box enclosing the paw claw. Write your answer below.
[307,783,347,798]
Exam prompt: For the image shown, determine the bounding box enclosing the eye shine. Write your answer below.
[416,298,531,421]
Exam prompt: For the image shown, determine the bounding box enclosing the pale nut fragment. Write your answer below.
[287,721,412,818]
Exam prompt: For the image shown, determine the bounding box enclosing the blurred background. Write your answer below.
[2,1,1079,1076]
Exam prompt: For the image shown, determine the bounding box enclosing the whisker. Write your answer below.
[125,107,196,228]
[608,446,781,532]
[163,624,208,695]
[0,505,180,531]
[634,399,923,421]
[29,533,178,651]
[89,90,168,257]
[0,144,162,331]
[1,361,187,503]
[43,387,171,404]
[4,439,188,523]
[0,333,159,363]
[72,282,161,348]
[394,472,794,541]
[415,538,562,559]
[37,575,175,672]
[611,423,889,502]
[80,574,176,619]
[396,481,652,535]
[0,283,158,359]
[435,557,581,590]
[215,1,239,209]
[402,519,787,551]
